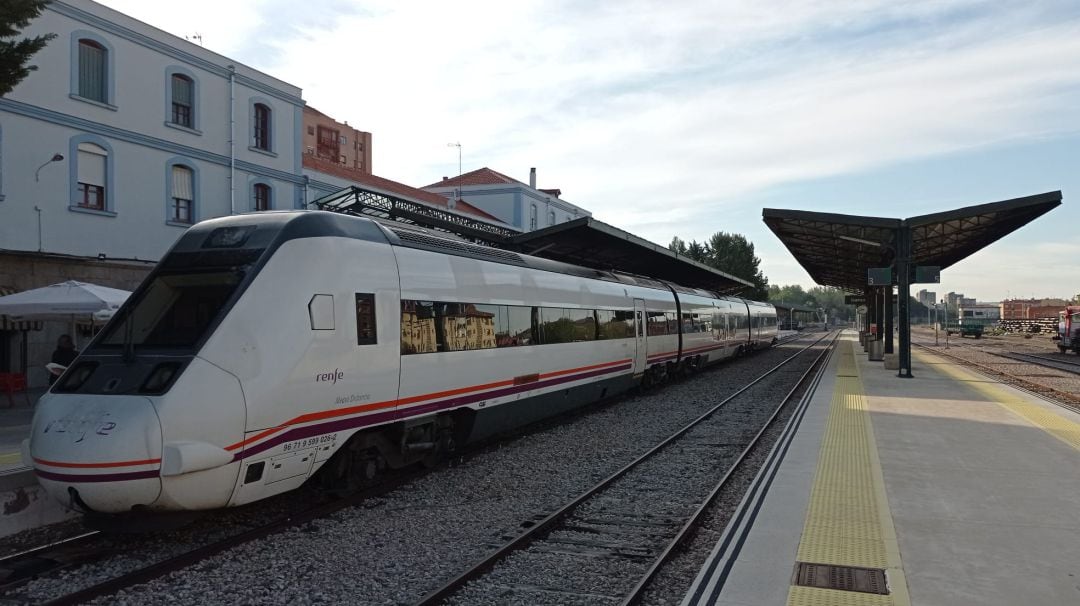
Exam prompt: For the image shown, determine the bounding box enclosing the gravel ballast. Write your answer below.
[7,333,828,605]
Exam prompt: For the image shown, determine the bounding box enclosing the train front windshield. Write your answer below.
[97,270,246,350]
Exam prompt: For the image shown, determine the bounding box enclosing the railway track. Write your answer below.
[989,351,1080,376]
[912,343,1080,413]
[415,332,837,605]
[5,333,824,605]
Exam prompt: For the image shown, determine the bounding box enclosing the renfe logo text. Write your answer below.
[316,369,344,384]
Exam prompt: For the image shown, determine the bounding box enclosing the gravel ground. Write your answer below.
[5,332,827,605]
[911,330,1080,402]
[444,338,828,605]
[638,360,816,605]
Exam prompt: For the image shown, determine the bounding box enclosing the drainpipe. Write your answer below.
[228,64,236,215]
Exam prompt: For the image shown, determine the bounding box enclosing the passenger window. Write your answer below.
[355,293,377,345]
[308,294,334,330]
[505,306,535,346]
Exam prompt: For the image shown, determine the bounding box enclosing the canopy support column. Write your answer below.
[897,224,913,378]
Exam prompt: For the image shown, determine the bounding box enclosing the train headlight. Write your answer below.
[140,362,181,394]
[55,361,98,392]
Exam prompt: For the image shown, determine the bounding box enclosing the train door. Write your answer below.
[633,299,647,376]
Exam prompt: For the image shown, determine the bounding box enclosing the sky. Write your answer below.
[99,0,1080,302]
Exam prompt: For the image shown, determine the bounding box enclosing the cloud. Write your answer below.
[96,0,1080,297]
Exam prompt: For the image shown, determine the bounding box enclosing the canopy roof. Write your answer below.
[762,191,1062,291]
[510,217,753,294]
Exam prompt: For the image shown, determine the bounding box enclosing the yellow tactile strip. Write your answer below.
[786,338,910,606]
[915,349,1080,453]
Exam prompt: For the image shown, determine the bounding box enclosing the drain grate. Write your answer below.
[792,562,889,595]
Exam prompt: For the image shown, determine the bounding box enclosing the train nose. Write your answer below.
[30,393,163,513]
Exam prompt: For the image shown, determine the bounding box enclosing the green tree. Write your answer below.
[706,231,768,300]
[0,0,54,98]
[670,232,767,299]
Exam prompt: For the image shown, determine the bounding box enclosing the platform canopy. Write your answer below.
[762,191,1062,291]
[510,217,754,294]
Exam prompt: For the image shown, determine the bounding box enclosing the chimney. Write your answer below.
[443,176,448,181]
[529,167,536,189]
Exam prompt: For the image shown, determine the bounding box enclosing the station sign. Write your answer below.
[867,267,891,286]
[913,265,941,283]
[844,295,866,305]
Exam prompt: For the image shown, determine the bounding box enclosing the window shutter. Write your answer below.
[172,166,194,200]
[172,75,192,105]
[78,42,106,102]
[77,143,106,186]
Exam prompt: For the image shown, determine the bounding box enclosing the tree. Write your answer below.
[670,232,767,299]
[706,231,768,300]
[0,1,54,98]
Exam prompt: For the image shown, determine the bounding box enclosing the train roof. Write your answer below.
[178,212,747,300]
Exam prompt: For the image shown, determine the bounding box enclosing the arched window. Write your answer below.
[170,74,194,128]
[253,103,271,151]
[529,204,537,230]
[253,183,271,211]
[548,210,556,226]
[76,142,107,210]
[170,165,195,224]
[77,39,107,103]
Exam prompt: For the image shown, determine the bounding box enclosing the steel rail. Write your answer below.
[39,473,424,606]
[991,351,1080,375]
[414,331,835,606]
[33,332,820,605]
[619,331,837,605]
[0,531,102,590]
[912,343,1080,412]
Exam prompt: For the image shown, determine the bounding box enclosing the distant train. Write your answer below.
[26,212,777,514]
[1057,306,1080,354]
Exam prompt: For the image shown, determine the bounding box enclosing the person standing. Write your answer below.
[49,335,79,385]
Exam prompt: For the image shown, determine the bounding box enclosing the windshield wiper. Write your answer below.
[122,311,136,364]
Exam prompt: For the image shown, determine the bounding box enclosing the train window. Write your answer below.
[567,308,596,341]
[539,308,573,344]
[667,311,679,334]
[682,312,694,333]
[597,310,634,340]
[504,306,536,347]
[401,301,437,354]
[596,310,612,340]
[308,294,334,331]
[435,303,498,351]
[647,311,668,336]
[98,270,245,349]
[355,293,377,345]
[693,313,710,333]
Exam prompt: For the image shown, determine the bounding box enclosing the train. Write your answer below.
[25,211,778,515]
[1057,306,1080,354]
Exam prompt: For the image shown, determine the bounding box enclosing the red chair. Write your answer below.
[0,373,30,408]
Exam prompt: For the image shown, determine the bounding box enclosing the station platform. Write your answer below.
[685,330,1080,605]
[0,399,37,473]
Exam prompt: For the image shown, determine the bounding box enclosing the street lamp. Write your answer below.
[34,153,64,182]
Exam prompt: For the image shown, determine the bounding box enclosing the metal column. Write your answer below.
[884,285,894,354]
[896,224,913,377]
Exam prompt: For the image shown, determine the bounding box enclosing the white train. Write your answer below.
[26,212,777,514]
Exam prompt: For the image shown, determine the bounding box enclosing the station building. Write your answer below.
[423,167,591,233]
[0,0,305,385]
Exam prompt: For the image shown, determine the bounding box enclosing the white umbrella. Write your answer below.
[0,280,131,348]
[0,280,130,317]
